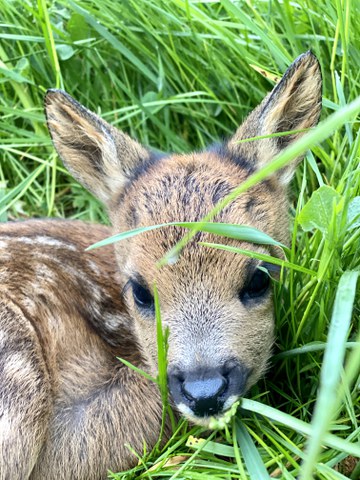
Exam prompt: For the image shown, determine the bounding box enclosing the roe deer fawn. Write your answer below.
[0,51,321,479]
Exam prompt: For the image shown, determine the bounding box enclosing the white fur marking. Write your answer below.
[87,260,101,276]
[0,411,12,439]
[103,312,122,331]
[4,353,33,379]
[0,330,6,349]
[13,236,77,250]
[34,264,57,283]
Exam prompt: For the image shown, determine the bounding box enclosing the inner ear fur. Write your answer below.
[228,51,322,184]
[45,89,149,204]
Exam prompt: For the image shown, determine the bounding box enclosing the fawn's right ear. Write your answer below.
[45,90,149,204]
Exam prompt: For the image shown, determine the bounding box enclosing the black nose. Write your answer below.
[168,360,249,418]
[182,372,227,416]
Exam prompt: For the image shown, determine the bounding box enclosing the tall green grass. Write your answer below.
[1,0,359,478]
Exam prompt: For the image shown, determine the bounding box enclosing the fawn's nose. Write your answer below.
[168,360,248,417]
[182,372,227,416]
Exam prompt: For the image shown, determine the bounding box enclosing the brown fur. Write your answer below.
[0,52,322,477]
[0,221,164,479]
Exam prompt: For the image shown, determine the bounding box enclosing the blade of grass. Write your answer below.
[240,398,360,458]
[200,242,315,276]
[274,341,359,359]
[300,270,360,479]
[186,436,236,458]
[37,0,62,88]
[116,357,156,383]
[235,419,271,479]
[86,222,282,251]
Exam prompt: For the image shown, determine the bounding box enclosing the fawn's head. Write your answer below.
[45,52,321,425]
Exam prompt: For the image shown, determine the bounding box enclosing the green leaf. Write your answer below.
[67,12,92,41]
[347,196,360,230]
[16,57,30,74]
[86,222,281,251]
[56,44,75,61]
[235,420,271,479]
[186,436,236,458]
[0,162,46,218]
[116,357,156,383]
[140,91,163,114]
[298,186,341,234]
[0,66,33,84]
[208,400,240,429]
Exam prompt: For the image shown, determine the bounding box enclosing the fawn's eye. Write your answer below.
[240,268,270,302]
[131,280,154,310]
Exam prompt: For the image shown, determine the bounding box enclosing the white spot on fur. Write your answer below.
[13,236,77,250]
[0,411,11,438]
[176,403,214,427]
[21,297,38,316]
[27,252,105,316]
[0,239,12,262]
[176,402,194,418]
[102,312,122,331]
[87,260,101,276]
[0,330,6,349]
[4,352,33,379]
[28,277,61,310]
[34,263,57,283]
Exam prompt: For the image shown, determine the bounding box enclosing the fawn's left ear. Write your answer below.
[45,90,149,204]
[228,51,322,185]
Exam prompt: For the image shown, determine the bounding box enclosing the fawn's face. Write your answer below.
[111,154,287,423]
[45,52,321,425]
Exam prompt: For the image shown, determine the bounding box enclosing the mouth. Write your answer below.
[176,397,241,429]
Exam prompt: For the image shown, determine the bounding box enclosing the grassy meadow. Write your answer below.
[1,0,360,478]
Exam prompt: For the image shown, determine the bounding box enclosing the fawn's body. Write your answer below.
[0,52,321,478]
[0,221,163,478]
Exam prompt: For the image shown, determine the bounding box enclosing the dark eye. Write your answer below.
[131,280,154,310]
[240,268,270,301]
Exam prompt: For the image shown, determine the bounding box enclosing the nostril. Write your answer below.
[173,371,185,383]
[181,382,194,402]
[221,359,238,377]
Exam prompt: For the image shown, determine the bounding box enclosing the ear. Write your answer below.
[228,51,322,185]
[45,90,149,203]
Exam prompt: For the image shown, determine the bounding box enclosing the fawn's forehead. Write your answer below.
[112,150,284,287]
[118,150,280,228]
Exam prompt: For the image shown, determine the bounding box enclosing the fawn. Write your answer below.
[0,51,321,479]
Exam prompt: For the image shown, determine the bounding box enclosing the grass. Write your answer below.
[1,0,360,478]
